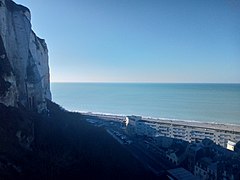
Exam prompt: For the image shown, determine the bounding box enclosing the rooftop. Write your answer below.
[167,168,199,180]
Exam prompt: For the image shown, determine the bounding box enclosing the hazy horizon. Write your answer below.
[15,0,240,83]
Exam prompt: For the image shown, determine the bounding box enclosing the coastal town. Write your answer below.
[83,113,240,180]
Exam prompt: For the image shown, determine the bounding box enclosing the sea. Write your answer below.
[51,83,240,125]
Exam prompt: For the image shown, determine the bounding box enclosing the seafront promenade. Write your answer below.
[82,112,240,149]
[142,117,240,132]
[82,112,240,132]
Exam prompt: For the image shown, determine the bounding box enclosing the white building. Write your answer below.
[227,140,236,151]
[125,116,240,149]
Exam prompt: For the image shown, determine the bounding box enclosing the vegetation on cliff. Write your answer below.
[0,101,157,179]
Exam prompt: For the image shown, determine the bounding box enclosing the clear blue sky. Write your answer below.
[15,0,240,83]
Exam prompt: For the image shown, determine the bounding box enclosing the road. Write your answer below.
[84,114,176,176]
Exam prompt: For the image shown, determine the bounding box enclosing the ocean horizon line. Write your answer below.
[51,82,240,85]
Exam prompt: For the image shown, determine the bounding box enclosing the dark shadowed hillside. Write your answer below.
[0,101,158,180]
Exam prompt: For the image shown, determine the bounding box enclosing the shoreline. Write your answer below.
[78,111,240,133]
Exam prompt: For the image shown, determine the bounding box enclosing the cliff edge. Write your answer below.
[0,1,158,179]
[0,0,51,112]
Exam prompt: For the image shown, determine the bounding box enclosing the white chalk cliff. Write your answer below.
[0,0,51,112]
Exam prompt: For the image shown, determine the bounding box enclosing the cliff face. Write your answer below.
[0,0,51,112]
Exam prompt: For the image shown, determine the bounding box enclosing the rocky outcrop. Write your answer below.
[0,0,51,112]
